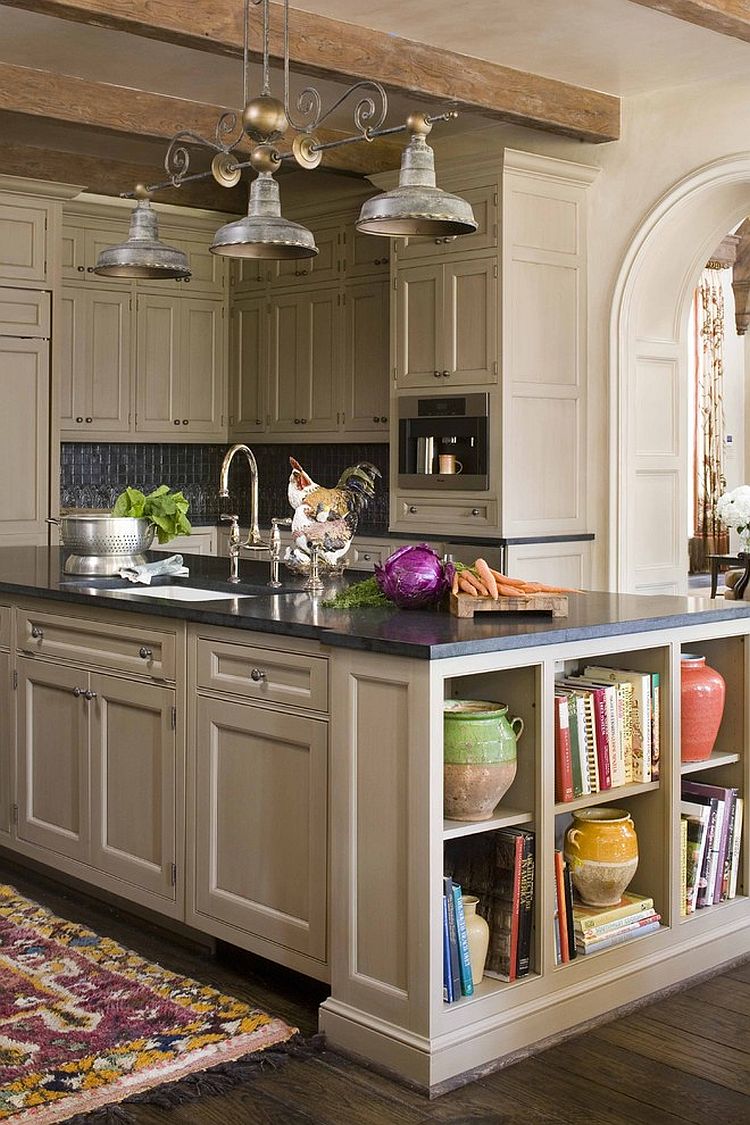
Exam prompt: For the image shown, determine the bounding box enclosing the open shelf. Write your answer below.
[554,780,660,816]
[443,971,540,1009]
[444,806,533,840]
[559,924,668,964]
[681,750,740,775]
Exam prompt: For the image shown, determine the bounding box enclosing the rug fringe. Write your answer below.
[63,1033,325,1125]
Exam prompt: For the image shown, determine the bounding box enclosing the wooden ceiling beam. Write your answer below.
[628,1,750,43]
[0,0,621,142]
[0,62,402,176]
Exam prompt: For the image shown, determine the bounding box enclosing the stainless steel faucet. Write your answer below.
[218,444,270,583]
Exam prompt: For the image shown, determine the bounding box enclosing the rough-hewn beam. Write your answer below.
[0,62,401,176]
[0,0,621,142]
[628,1,750,43]
[0,141,246,211]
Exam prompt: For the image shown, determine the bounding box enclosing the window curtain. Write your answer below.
[689,267,728,573]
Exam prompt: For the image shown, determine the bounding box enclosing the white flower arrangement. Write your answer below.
[716,486,750,549]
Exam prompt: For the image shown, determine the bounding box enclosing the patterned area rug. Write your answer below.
[0,885,300,1123]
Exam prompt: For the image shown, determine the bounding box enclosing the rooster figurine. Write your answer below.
[285,457,381,572]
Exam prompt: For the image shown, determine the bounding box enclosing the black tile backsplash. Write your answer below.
[60,442,390,534]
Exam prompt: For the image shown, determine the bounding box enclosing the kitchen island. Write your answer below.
[0,546,748,1091]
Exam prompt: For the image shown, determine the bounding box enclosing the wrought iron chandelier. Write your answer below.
[95,0,477,276]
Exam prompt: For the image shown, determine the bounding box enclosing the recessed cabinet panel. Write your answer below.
[62,225,84,279]
[271,221,339,287]
[0,202,48,283]
[59,291,78,427]
[136,295,179,432]
[89,291,132,430]
[394,183,498,262]
[84,227,131,286]
[195,696,328,960]
[164,238,225,295]
[269,290,339,433]
[306,290,339,431]
[343,280,389,432]
[181,299,224,435]
[395,265,442,388]
[230,297,267,434]
[346,228,390,279]
[90,674,176,899]
[0,338,49,538]
[16,658,89,862]
[445,258,497,385]
[0,288,50,338]
[269,295,301,431]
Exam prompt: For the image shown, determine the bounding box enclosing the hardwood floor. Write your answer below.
[2,860,749,1125]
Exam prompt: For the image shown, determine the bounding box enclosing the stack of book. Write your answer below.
[681,780,743,914]
[444,827,535,989]
[554,665,661,802]
[442,876,474,1002]
[571,891,661,956]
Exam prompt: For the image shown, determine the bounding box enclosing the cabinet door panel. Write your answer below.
[181,299,224,436]
[62,225,85,280]
[444,258,497,385]
[90,674,176,899]
[345,228,390,279]
[230,297,267,435]
[343,279,389,432]
[0,202,48,283]
[394,183,498,262]
[272,221,339,287]
[395,265,442,388]
[269,294,303,432]
[84,227,132,286]
[89,290,132,431]
[304,289,339,431]
[59,290,82,428]
[16,659,89,861]
[0,288,50,337]
[0,338,49,540]
[195,697,327,960]
[135,295,179,432]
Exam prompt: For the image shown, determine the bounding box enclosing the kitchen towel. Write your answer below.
[119,554,189,584]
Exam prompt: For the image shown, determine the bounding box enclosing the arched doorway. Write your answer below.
[610,155,750,594]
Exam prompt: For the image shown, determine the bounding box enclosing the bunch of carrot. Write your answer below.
[451,559,573,600]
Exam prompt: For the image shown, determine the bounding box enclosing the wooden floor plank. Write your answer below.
[725,959,750,985]
[553,1032,750,1125]
[596,1014,750,1095]
[682,975,750,1017]
[641,989,750,1052]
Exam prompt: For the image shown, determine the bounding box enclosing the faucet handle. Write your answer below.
[220,513,241,547]
[220,513,240,524]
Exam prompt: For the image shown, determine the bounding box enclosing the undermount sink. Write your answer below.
[111,585,254,602]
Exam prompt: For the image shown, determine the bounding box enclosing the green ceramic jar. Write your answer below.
[444,699,524,821]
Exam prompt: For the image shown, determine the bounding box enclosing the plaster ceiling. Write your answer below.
[290,0,750,96]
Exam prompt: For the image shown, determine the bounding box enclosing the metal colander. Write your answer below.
[50,512,156,576]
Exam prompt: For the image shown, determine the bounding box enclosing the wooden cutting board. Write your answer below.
[449,591,569,618]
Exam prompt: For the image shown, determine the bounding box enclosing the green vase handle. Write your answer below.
[510,716,524,741]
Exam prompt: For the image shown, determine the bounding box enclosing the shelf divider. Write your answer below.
[554,780,660,816]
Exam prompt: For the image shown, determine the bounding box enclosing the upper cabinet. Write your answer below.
[392,183,498,264]
[60,287,132,434]
[268,288,340,434]
[0,197,49,286]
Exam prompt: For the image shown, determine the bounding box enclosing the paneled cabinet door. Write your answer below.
[268,289,339,434]
[0,651,9,838]
[271,220,340,288]
[229,297,267,435]
[60,288,132,433]
[135,294,180,433]
[16,658,90,862]
[394,263,443,388]
[342,279,389,433]
[89,674,177,900]
[194,697,328,961]
[0,200,48,284]
[443,257,497,386]
[344,228,390,279]
[393,182,498,262]
[180,298,225,437]
[0,338,49,541]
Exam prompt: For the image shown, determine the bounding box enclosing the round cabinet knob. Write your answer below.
[434,238,442,245]
[372,415,379,423]
[184,277,191,283]
[255,418,262,426]
[76,265,85,272]
[294,418,300,425]
[138,646,153,660]
[471,508,481,516]
[408,505,418,514]
[76,416,84,423]
[381,416,388,423]
[442,370,450,378]
[73,686,83,698]
[84,690,97,701]
[433,370,441,378]
[86,266,94,273]
[250,668,266,682]
[300,418,307,424]
[362,553,372,561]
[85,417,93,423]
[31,625,44,639]
[182,419,189,426]
[174,419,180,426]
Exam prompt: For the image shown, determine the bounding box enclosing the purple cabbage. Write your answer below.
[374,544,454,609]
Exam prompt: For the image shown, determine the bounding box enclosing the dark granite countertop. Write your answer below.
[1,547,748,661]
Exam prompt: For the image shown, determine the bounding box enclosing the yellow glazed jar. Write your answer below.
[563,807,639,907]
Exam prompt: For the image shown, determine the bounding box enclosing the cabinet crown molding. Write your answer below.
[0,174,85,200]
[503,148,601,187]
[65,192,237,228]
[368,147,601,193]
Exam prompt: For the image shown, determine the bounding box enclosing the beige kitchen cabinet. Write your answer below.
[159,527,217,556]
[0,287,50,338]
[15,653,178,903]
[392,182,498,263]
[343,227,390,280]
[229,295,267,436]
[62,224,132,287]
[0,648,10,839]
[159,235,225,297]
[0,198,49,285]
[270,219,341,288]
[16,657,90,862]
[394,255,498,388]
[0,337,49,546]
[342,279,389,434]
[193,694,328,963]
[60,286,132,435]
[135,293,225,437]
[268,287,339,434]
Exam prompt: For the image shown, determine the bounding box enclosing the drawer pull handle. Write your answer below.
[250,668,266,682]
[471,508,481,516]
[139,646,153,660]
[408,505,418,514]
[362,553,372,561]
[31,626,44,640]
[73,686,83,697]
[84,689,97,701]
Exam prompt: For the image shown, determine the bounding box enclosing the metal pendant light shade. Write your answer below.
[94,200,190,279]
[210,172,318,260]
[356,124,477,239]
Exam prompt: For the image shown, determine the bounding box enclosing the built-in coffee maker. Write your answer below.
[398,393,489,490]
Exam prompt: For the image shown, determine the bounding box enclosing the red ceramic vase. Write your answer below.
[680,654,726,763]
